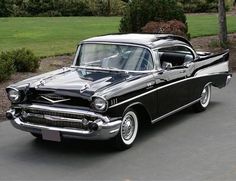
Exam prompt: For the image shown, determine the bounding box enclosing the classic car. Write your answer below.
[6,33,232,150]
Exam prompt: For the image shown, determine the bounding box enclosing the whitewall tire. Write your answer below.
[193,84,211,112]
[112,109,139,150]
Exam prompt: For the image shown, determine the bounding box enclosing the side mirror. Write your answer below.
[162,62,173,70]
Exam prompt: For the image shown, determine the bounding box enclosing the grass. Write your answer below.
[0,17,120,57]
[0,15,235,57]
[187,14,236,38]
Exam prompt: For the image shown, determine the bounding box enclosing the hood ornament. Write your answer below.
[80,83,90,93]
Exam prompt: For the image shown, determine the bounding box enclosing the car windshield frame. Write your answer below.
[73,42,156,72]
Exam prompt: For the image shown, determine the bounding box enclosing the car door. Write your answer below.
[153,45,196,119]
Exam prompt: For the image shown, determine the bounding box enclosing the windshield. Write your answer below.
[75,43,154,71]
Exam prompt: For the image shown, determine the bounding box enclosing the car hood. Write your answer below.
[12,67,151,99]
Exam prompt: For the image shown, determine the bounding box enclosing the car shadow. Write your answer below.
[136,101,220,144]
[28,101,221,155]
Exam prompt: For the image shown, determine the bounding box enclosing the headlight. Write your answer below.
[93,97,107,111]
[7,88,21,103]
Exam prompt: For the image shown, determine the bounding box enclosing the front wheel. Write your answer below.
[111,109,139,150]
[193,84,211,112]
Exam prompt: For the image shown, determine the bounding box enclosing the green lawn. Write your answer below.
[0,15,235,57]
[0,17,120,57]
[187,14,236,38]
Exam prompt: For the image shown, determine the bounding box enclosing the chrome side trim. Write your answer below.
[109,72,229,108]
[109,76,197,108]
[151,98,201,124]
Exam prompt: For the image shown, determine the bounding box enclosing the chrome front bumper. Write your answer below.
[7,104,122,140]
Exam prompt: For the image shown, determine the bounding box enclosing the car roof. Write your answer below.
[81,33,193,49]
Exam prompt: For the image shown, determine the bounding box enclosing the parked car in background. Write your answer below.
[6,34,232,150]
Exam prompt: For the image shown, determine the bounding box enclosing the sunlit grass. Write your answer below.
[0,15,235,56]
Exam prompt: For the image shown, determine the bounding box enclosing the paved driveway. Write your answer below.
[0,76,236,181]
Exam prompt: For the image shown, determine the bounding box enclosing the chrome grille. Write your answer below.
[20,109,97,130]
[26,109,85,120]
[22,116,86,129]
[28,92,90,107]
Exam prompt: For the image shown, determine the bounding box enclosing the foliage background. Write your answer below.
[0,0,126,17]
[1,0,235,17]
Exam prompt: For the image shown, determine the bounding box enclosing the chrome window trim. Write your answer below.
[153,43,198,62]
[72,42,158,72]
[72,45,81,66]
[71,66,158,74]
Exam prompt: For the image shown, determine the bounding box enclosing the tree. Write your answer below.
[119,0,187,33]
[0,0,10,17]
[218,0,228,47]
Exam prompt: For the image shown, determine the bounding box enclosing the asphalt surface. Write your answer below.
[0,76,236,181]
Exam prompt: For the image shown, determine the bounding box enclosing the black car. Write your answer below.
[6,34,232,150]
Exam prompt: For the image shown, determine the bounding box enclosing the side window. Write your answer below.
[158,46,194,69]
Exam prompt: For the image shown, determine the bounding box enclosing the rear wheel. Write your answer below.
[193,84,211,112]
[112,109,139,150]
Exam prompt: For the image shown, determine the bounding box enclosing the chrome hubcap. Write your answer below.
[200,85,210,107]
[121,115,135,141]
[201,88,208,105]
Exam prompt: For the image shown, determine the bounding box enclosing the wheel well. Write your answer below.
[126,103,152,126]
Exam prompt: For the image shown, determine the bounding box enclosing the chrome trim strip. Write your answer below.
[19,104,110,123]
[109,76,193,108]
[109,72,228,108]
[71,66,158,73]
[151,98,201,124]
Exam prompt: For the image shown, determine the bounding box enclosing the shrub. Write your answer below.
[177,0,219,13]
[142,20,189,39]
[119,0,187,33]
[11,48,40,72]
[0,51,15,82]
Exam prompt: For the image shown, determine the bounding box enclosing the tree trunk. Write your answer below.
[218,0,228,47]
[107,0,111,16]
